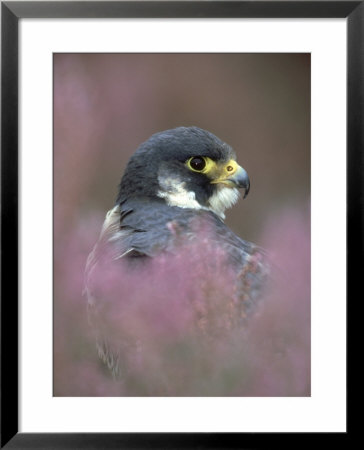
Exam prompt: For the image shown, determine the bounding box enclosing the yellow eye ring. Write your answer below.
[186,156,215,174]
[187,156,206,172]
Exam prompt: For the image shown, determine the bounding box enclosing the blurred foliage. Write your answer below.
[54,206,310,396]
[54,54,310,396]
[54,53,310,241]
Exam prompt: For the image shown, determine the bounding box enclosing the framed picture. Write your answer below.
[2,1,359,447]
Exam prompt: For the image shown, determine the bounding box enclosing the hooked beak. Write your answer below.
[227,165,250,198]
[211,163,250,199]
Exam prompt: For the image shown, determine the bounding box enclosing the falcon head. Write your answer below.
[117,127,250,219]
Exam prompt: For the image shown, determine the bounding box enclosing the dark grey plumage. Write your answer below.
[117,127,236,205]
[85,126,268,376]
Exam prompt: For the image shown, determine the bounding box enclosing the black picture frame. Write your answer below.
[1,1,360,448]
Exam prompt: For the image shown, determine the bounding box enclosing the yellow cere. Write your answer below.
[211,159,239,184]
[186,157,239,179]
[222,160,238,175]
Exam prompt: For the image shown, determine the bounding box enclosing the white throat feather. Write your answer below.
[157,175,240,220]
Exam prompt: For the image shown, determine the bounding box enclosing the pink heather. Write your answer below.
[54,205,310,396]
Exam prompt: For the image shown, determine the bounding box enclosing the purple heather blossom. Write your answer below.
[54,205,310,397]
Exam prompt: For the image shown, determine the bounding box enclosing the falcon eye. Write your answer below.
[188,156,206,172]
[186,155,215,174]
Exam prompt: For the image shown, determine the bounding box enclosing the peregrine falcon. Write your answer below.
[85,126,268,376]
